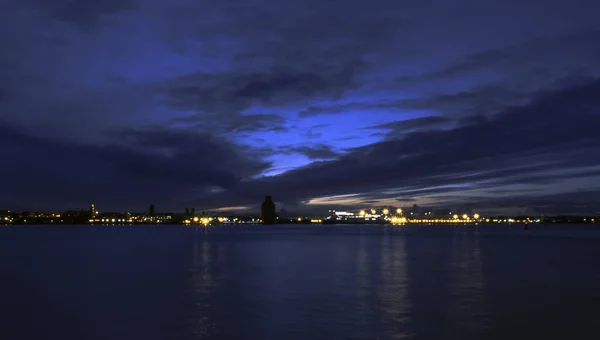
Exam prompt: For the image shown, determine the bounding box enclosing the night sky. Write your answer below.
[1,0,600,214]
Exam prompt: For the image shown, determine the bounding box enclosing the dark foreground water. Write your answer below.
[1,224,599,340]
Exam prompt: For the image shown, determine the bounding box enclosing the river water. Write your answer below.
[1,224,599,339]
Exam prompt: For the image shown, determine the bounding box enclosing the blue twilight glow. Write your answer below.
[1,0,600,214]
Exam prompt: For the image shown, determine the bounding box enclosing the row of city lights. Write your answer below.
[358,208,402,216]
[357,208,481,220]
[183,217,263,225]
[184,217,212,225]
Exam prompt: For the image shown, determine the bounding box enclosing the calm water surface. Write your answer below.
[1,224,599,339]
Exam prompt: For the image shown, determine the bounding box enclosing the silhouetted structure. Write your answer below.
[411,204,420,217]
[149,204,155,216]
[185,208,190,216]
[261,196,277,224]
[89,204,95,218]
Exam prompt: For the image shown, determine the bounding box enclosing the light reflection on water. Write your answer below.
[0,224,599,340]
[191,238,216,338]
[378,232,412,339]
[449,228,486,334]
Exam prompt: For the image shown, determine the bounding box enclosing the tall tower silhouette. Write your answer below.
[261,196,277,225]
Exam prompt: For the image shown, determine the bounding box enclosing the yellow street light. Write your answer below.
[370,209,376,215]
[462,214,468,220]
[382,208,389,215]
[397,208,403,214]
[473,213,480,220]
[359,210,366,216]
[193,216,199,222]
[453,214,459,219]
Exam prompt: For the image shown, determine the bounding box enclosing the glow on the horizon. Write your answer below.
[213,206,250,211]
[306,193,362,205]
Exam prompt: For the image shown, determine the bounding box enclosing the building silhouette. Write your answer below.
[149,204,155,216]
[261,196,277,224]
[411,204,420,217]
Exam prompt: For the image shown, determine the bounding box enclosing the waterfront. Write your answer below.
[1,224,599,339]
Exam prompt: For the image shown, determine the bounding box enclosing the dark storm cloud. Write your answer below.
[232,70,355,102]
[286,145,341,160]
[0,123,269,211]
[395,49,510,84]
[395,85,526,116]
[396,29,600,86]
[296,81,532,119]
[173,112,287,134]
[297,103,364,118]
[159,0,398,124]
[366,116,452,136]
[164,65,361,130]
[202,79,600,209]
[444,189,600,215]
[27,0,137,31]
[297,100,409,118]
[393,74,600,119]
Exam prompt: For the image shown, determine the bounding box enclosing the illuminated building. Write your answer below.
[90,204,95,217]
[324,209,386,224]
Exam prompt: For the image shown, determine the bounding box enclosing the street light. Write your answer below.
[359,210,366,216]
[473,213,480,220]
[383,208,389,215]
[397,208,403,215]
[462,214,468,220]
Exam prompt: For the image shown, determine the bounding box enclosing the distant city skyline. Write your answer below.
[1,201,598,218]
[1,0,600,214]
